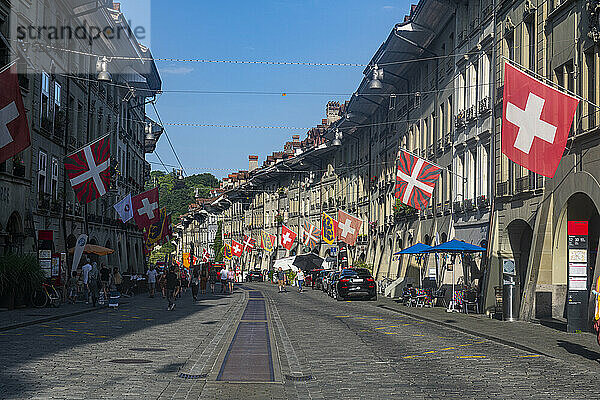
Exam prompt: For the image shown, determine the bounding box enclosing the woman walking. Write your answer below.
[191,268,200,301]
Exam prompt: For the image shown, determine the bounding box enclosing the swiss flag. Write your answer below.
[337,210,363,246]
[394,150,442,210]
[280,225,297,250]
[65,136,111,203]
[0,68,30,164]
[502,62,579,178]
[231,240,243,257]
[132,188,160,228]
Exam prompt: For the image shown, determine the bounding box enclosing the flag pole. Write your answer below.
[397,148,467,184]
[502,56,600,110]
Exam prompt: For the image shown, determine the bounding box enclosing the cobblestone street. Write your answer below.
[1,283,599,399]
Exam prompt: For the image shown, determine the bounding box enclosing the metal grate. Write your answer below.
[285,374,313,382]
[129,348,167,352]
[179,373,208,380]
[109,359,152,364]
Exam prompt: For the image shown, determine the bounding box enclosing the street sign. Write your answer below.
[567,221,589,333]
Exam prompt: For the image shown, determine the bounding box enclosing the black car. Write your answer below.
[246,270,263,282]
[327,272,340,297]
[334,268,377,301]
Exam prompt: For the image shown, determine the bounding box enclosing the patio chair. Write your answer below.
[463,290,480,314]
[431,287,447,307]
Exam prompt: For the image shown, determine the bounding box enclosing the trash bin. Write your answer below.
[503,280,518,321]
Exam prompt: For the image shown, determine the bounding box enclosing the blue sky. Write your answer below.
[124,1,409,178]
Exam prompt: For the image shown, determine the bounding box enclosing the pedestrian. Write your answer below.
[99,263,110,298]
[191,268,200,301]
[276,267,286,293]
[592,274,600,346]
[88,262,100,307]
[200,265,208,294]
[297,270,305,293]
[159,269,167,298]
[147,265,158,298]
[81,259,92,304]
[209,266,217,294]
[228,267,235,293]
[112,267,123,293]
[166,266,178,311]
[220,267,229,294]
[67,271,78,304]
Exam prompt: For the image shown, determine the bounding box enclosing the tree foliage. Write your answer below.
[147,171,219,222]
[213,221,223,263]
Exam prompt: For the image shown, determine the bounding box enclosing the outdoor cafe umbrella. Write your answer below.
[68,244,114,256]
[393,243,432,288]
[292,253,324,272]
[424,239,486,312]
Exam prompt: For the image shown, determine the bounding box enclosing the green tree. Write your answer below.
[213,221,223,263]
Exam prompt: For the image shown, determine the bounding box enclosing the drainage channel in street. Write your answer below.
[216,290,275,383]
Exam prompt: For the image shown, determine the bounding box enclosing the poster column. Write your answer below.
[567,221,589,333]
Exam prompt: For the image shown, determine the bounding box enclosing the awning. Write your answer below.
[424,239,486,254]
[273,257,298,272]
[393,243,432,255]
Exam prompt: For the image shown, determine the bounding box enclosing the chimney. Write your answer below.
[249,155,259,172]
[292,135,300,143]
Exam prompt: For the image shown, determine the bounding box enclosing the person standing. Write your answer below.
[228,267,236,293]
[209,266,217,294]
[67,271,78,304]
[296,270,305,293]
[88,262,100,307]
[166,267,178,311]
[112,267,123,293]
[99,263,110,298]
[592,274,600,345]
[81,259,93,304]
[276,267,286,293]
[220,267,229,294]
[191,268,200,301]
[147,266,158,298]
[200,265,208,294]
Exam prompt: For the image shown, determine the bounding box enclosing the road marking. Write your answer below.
[83,332,94,335]
[403,355,417,359]
[97,336,108,338]
[383,332,398,335]
[73,321,87,324]
[518,354,542,358]
[336,316,351,318]
[359,329,370,332]
[375,327,387,330]
[423,351,436,354]
[388,325,400,328]
[53,327,64,330]
[441,347,456,351]
[144,318,153,321]
[457,355,486,359]
[372,318,384,321]
[413,334,424,337]
[354,317,366,319]
[44,334,65,337]
[67,330,79,333]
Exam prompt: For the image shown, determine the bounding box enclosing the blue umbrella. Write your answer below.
[424,239,486,253]
[393,243,432,256]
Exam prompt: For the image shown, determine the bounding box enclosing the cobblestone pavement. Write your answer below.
[1,283,599,399]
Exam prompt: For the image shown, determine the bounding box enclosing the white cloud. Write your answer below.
[383,5,395,10]
[161,66,194,75]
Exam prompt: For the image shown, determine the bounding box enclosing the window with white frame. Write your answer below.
[468,148,477,199]
[38,151,47,195]
[479,143,489,198]
[468,62,477,109]
[41,72,50,122]
[51,158,59,200]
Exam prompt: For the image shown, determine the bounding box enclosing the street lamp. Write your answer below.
[96,57,112,82]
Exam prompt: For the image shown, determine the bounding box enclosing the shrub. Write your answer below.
[0,254,45,304]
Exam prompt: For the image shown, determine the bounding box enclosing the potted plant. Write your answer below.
[0,254,45,310]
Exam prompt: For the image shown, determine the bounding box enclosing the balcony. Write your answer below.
[464,198,475,211]
[496,181,509,197]
[443,200,451,215]
[453,201,464,213]
[465,105,477,122]
[38,193,51,211]
[477,195,490,209]
[515,176,531,194]
[50,200,61,214]
[427,145,435,159]
[455,112,466,129]
[479,96,491,114]
[435,203,443,216]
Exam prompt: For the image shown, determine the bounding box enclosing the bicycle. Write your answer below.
[31,282,62,308]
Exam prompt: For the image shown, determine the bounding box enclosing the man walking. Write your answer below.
[166,266,178,311]
[147,265,158,298]
[81,258,92,304]
[277,267,286,293]
[296,270,305,293]
[220,267,229,294]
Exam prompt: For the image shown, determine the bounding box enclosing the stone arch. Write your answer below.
[505,218,534,318]
[5,211,24,254]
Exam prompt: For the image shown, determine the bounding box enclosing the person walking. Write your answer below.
[166,266,178,311]
[276,267,286,293]
[147,265,158,298]
[81,259,92,304]
[88,262,100,307]
[67,271,78,304]
[228,267,235,293]
[191,268,200,301]
[297,270,305,293]
[220,267,229,294]
[111,267,123,293]
[200,265,208,294]
[99,263,110,298]
[209,266,217,294]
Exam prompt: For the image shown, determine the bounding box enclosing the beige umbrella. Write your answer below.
[68,244,114,256]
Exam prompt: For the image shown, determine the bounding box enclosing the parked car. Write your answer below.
[317,270,332,291]
[246,270,263,282]
[321,271,335,293]
[334,268,377,301]
[327,272,340,297]
[308,269,324,289]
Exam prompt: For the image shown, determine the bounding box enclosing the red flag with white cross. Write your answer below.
[502,62,579,178]
[242,235,256,253]
[131,187,160,229]
[394,150,442,210]
[337,210,363,246]
[231,239,243,257]
[280,225,297,251]
[0,68,30,164]
[65,135,111,204]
